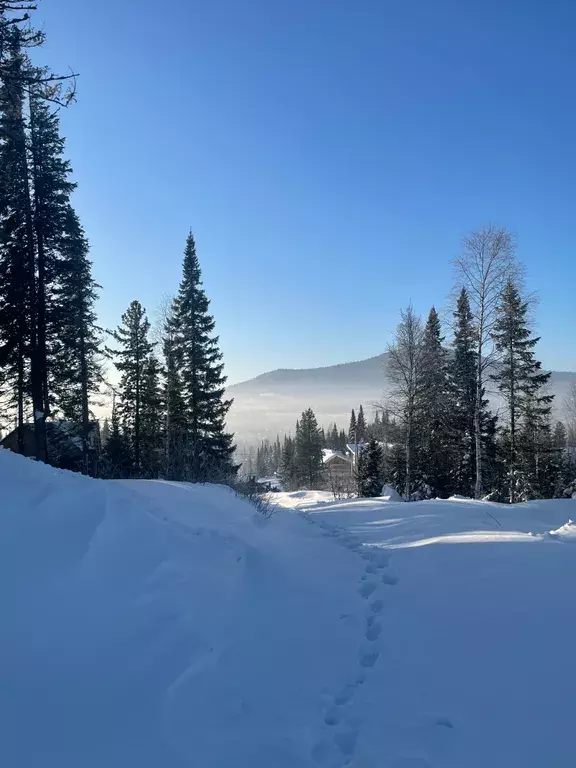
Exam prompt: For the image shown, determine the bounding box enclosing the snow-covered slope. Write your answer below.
[2,450,576,767]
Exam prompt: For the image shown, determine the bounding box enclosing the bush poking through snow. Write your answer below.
[232,477,278,518]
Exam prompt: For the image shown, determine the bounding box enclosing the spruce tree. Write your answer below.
[294,408,324,488]
[348,408,357,443]
[279,435,296,491]
[356,405,366,442]
[169,233,236,482]
[416,307,453,497]
[163,304,187,478]
[451,289,477,495]
[0,13,94,465]
[110,300,153,476]
[100,399,131,479]
[139,354,164,478]
[358,437,385,497]
[492,280,554,502]
[51,207,101,472]
[0,27,41,455]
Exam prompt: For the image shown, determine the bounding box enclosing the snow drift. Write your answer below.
[2,450,576,767]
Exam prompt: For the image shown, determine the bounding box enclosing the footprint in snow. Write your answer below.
[358,581,377,599]
[381,572,399,586]
[365,618,382,642]
[358,647,380,668]
[370,598,384,613]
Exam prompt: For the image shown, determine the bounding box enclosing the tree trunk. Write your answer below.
[405,412,411,500]
[79,318,90,475]
[18,114,46,463]
[29,96,50,426]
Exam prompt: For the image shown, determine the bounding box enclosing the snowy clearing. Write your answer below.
[2,450,576,767]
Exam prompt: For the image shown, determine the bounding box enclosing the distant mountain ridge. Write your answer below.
[227,354,575,442]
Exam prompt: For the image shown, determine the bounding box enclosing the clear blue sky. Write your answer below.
[37,0,576,382]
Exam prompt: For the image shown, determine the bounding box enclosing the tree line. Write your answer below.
[250,227,574,504]
[0,2,99,470]
[100,234,236,482]
[0,3,237,483]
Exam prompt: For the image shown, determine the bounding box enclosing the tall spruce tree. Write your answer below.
[139,354,164,478]
[169,233,236,482]
[491,280,554,502]
[0,11,95,465]
[0,27,43,456]
[356,405,366,442]
[162,302,186,478]
[100,398,131,479]
[51,207,101,472]
[451,288,477,495]
[358,437,385,497]
[294,408,324,488]
[279,434,296,491]
[416,307,453,497]
[110,300,153,476]
[348,408,357,442]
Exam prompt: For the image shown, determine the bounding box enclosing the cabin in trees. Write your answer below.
[322,449,353,489]
[0,420,101,475]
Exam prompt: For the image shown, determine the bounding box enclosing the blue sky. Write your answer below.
[37,0,576,383]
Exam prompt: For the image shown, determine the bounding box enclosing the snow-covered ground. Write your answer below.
[2,450,576,767]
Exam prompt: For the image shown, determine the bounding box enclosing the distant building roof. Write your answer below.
[323,449,352,465]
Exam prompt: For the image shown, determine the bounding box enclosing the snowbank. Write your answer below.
[0,451,365,767]
[3,449,576,767]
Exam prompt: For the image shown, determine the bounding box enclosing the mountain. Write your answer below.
[227,353,576,442]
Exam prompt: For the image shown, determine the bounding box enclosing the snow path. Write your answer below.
[274,492,576,767]
[300,511,399,767]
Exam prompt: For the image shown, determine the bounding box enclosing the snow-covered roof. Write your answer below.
[322,449,351,465]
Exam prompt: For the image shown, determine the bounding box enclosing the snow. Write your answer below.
[2,449,576,767]
[381,483,404,502]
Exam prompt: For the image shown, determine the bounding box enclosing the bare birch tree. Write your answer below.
[453,225,518,497]
[565,383,576,447]
[387,304,423,500]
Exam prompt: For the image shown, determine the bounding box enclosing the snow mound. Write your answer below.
[0,451,366,767]
[545,519,576,541]
[380,483,404,501]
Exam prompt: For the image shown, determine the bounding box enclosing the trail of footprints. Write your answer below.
[302,513,400,766]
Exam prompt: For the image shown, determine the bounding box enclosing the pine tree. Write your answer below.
[101,417,110,446]
[451,288,477,495]
[162,302,186,479]
[0,14,94,465]
[51,207,101,472]
[169,232,236,482]
[100,399,131,479]
[0,27,42,456]
[358,438,384,497]
[139,354,164,478]
[553,421,567,449]
[356,405,366,442]
[294,408,324,488]
[279,435,296,491]
[348,408,357,443]
[415,307,453,497]
[110,300,154,476]
[492,280,554,502]
[338,428,348,452]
